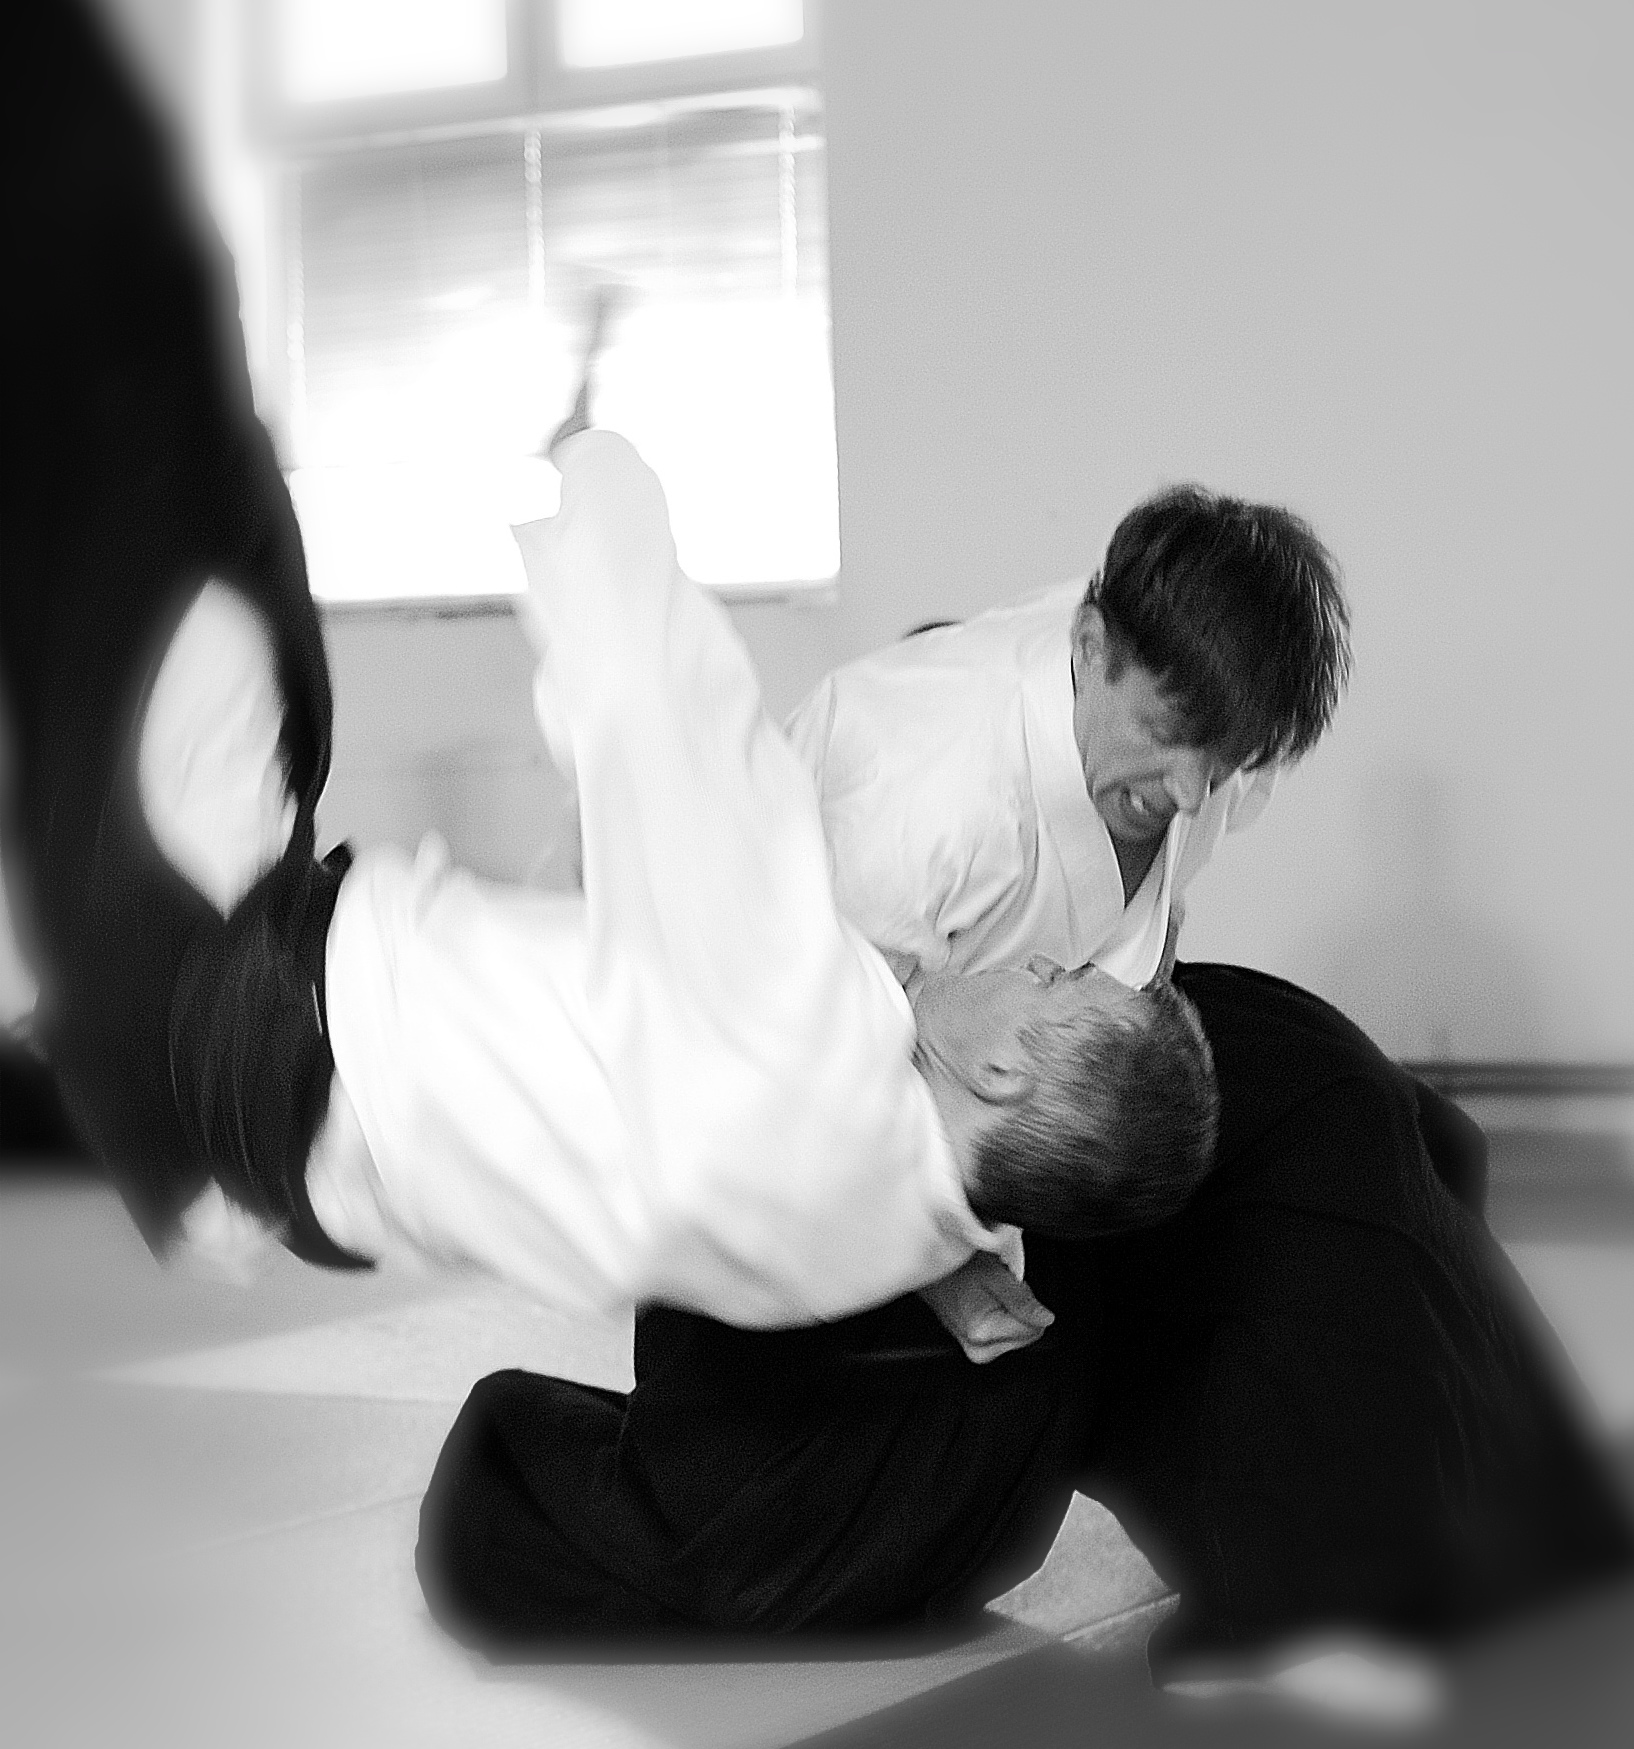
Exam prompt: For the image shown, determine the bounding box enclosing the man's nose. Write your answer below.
[1163,755,1213,816]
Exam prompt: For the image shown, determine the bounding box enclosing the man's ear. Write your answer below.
[968,1053,1035,1108]
[1071,601,1107,679]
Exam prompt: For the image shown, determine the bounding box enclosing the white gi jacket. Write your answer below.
[784,582,1277,992]
[306,435,1007,1324]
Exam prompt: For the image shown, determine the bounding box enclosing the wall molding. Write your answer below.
[316,579,839,623]
[1400,1062,1634,1098]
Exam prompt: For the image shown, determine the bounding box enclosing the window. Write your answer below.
[275,0,511,105]
[237,1,833,602]
[555,0,804,70]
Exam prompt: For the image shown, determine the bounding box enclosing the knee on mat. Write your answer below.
[416,1370,571,1645]
[417,1369,667,1645]
[415,1377,507,1640]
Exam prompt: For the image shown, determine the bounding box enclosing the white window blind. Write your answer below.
[284,92,836,601]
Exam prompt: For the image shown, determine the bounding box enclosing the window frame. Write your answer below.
[246,0,822,151]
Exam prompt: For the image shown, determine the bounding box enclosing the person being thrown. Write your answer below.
[157,431,1218,1329]
[0,2,1211,1335]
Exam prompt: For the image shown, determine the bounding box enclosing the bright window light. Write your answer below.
[289,460,556,603]
[594,299,837,588]
[285,96,836,599]
[557,0,803,69]
[276,0,508,105]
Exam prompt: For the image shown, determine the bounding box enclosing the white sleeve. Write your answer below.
[511,434,998,1325]
[1170,763,1276,910]
[514,434,844,1021]
[1225,764,1278,833]
[782,674,839,811]
[785,671,964,988]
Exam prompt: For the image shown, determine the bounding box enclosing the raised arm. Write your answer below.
[513,434,848,1022]
[510,435,997,1324]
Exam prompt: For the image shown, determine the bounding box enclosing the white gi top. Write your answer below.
[312,435,1007,1325]
[784,581,1277,992]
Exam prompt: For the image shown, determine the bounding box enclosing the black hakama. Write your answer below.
[416,966,1634,1675]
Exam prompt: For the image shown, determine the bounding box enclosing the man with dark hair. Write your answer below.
[780,483,1349,1357]
[786,485,1350,995]
[1091,486,1347,772]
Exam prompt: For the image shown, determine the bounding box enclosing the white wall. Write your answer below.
[100,0,1634,1062]
[816,0,1633,1062]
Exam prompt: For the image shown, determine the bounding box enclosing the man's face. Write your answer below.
[910,957,1126,1180]
[1071,608,1236,845]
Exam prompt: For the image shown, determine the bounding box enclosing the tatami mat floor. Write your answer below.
[3,1130,1632,1749]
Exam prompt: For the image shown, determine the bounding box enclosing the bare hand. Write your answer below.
[544,283,623,459]
[919,1251,1055,1364]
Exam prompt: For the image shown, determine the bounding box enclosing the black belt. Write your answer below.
[169,835,372,1272]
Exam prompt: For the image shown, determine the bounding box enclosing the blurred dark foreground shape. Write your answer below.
[0,1038,90,1163]
[0,1,336,1239]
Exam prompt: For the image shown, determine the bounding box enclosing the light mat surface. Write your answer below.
[1507,1242,1634,1432]
[101,1283,636,1401]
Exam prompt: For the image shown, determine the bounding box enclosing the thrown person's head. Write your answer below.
[1071,486,1350,846]
[912,959,1218,1237]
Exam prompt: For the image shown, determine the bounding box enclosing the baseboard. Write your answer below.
[1401,1062,1634,1098]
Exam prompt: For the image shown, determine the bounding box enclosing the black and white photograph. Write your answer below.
[3,3,1631,1745]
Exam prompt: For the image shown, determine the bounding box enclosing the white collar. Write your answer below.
[1017,586,1121,905]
